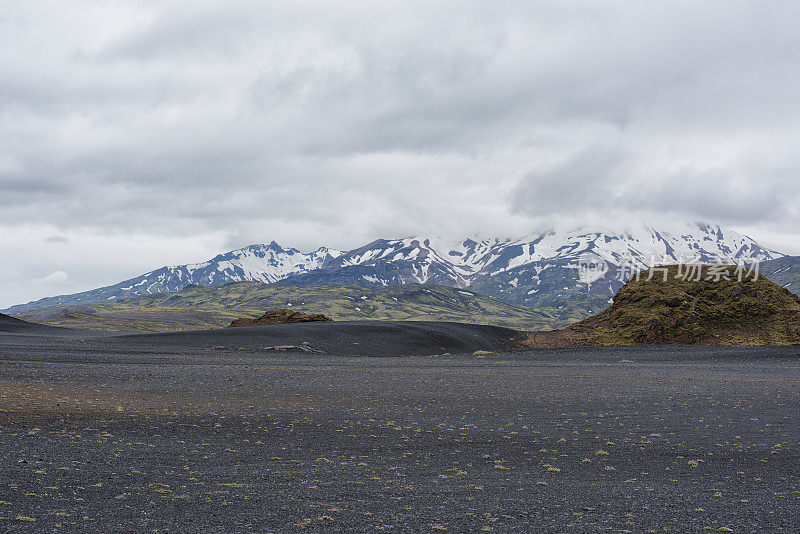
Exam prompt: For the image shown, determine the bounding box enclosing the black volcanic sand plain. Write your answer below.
[1,323,799,532]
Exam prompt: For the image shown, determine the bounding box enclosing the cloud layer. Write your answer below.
[2,0,799,307]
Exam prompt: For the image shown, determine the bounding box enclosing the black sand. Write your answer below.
[1,323,799,532]
[118,320,524,356]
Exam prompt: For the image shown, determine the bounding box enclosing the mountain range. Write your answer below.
[4,222,789,314]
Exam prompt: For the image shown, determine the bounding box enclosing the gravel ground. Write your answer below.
[0,327,799,532]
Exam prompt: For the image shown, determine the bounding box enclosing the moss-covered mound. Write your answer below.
[528,265,800,346]
[228,309,332,328]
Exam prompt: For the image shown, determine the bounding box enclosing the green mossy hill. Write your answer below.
[565,265,800,346]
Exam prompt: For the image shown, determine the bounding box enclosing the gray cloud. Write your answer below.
[1,0,800,306]
[512,148,800,225]
[511,149,627,217]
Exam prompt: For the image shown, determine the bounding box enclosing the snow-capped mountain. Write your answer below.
[4,223,784,313]
[5,242,342,313]
[281,223,782,306]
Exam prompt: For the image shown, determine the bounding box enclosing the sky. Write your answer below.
[2,0,800,308]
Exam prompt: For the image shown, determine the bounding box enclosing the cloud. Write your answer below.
[511,147,800,225]
[38,270,69,284]
[0,224,231,308]
[1,0,800,306]
[511,148,627,217]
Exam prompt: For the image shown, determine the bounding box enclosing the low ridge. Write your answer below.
[527,265,800,346]
[0,312,67,334]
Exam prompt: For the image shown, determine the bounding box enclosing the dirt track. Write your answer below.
[1,324,799,532]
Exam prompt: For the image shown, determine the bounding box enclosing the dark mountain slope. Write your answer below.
[760,255,800,294]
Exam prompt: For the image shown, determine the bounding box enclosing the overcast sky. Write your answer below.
[2,0,800,308]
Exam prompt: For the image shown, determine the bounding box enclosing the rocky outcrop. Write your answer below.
[228,309,332,328]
